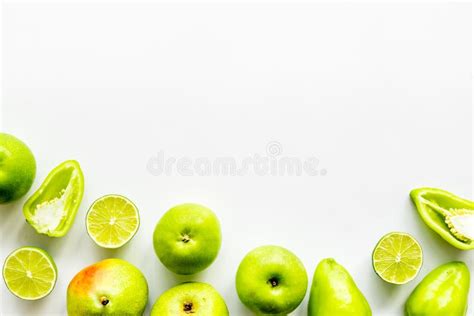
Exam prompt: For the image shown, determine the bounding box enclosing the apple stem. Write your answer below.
[269,278,279,287]
[100,296,109,306]
[181,234,191,243]
[183,302,193,313]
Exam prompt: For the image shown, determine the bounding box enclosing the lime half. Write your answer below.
[3,246,57,300]
[372,232,422,284]
[86,194,140,249]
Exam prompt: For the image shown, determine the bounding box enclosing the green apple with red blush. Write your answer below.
[67,258,148,315]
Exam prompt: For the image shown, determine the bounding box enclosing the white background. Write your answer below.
[1,2,473,315]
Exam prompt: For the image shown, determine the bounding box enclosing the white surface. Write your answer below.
[1,3,472,316]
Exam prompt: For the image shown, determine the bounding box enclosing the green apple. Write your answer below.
[236,245,308,315]
[151,282,229,315]
[153,203,222,275]
[67,258,148,315]
[0,133,36,203]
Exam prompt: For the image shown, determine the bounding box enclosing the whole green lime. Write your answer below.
[0,133,36,203]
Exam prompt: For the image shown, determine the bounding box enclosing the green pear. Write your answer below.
[405,261,470,316]
[236,245,308,315]
[151,282,229,315]
[67,258,148,315]
[308,258,372,316]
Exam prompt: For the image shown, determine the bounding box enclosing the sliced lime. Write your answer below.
[3,246,57,300]
[86,194,140,249]
[372,232,422,284]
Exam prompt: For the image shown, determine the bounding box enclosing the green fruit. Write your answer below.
[236,245,308,315]
[0,133,36,203]
[86,194,140,249]
[405,261,470,316]
[372,232,423,285]
[151,282,229,316]
[308,258,372,316]
[153,203,222,275]
[3,246,57,300]
[67,258,148,315]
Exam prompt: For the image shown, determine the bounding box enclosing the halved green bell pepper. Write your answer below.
[410,188,474,250]
[23,160,84,237]
[405,261,470,316]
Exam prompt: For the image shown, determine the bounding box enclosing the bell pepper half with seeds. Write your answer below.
[23,160,84,237]
[410,187,474,250]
